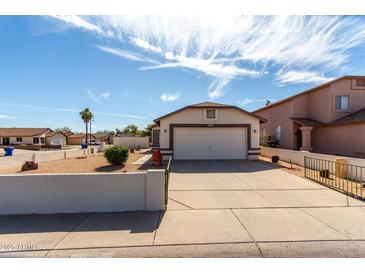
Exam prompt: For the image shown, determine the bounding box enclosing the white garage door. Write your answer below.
[173,127,247,160]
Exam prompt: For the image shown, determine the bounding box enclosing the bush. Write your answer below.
[104,145,129,165]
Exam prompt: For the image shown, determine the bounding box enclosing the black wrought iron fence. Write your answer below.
[304,156,365,200]
[164,157,172,206]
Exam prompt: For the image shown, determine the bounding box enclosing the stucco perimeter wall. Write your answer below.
[0,170,165,214]
[0,147,99,170]
[159,108,261,150]
[113,137,149,149]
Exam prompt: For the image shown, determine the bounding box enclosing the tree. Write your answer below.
[54,126,71,133]
[123,124,138,135]
[139,123,155,137]
[79,108,93,144]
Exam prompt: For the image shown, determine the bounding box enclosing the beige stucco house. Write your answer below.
[253,76,365,158]
[152,102,266,160]
[66,133,96,145]
[45,131,67,147]
[0,128,52,148]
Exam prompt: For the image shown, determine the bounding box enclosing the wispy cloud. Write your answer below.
[276,70,333,85]
[237,98,276,107]
[86,89,112,105]
[95,45,159,64]
[0,114,19,120]
[49,16,365,96]
[160,93,180,102]
[0,102,147,120]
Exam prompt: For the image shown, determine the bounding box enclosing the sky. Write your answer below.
[1,15,365,132]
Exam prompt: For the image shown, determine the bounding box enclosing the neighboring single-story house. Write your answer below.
[253,75,365,158]
[152,102,266,160]
[66,133,96,145]
[93,132,114,144]
[45,131,67,147]
[0,128,52,147]
[62,131,74,137]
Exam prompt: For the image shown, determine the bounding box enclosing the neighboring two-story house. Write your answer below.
[253,76,365,158]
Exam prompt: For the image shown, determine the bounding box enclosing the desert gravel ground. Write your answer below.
[0,151,164,174]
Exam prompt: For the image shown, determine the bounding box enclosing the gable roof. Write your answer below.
[327,108,365,126]
[253,75,365,113]
[0,128,51,137]
[62,131,74,137]
[67,133,96,138]
[154,101,266,124]
[46,131,66,138]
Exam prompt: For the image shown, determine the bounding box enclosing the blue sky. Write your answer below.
[1,15,365,132]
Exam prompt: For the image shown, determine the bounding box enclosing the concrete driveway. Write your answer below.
[1,160,365,258]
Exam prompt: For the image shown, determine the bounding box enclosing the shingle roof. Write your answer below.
[0,128,51,137]
[328,108,365,126]
[62,131,74,137]
[154,101,266,124]
[291,118,324,127]
[190,102,230,107]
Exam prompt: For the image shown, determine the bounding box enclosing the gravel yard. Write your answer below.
[0,150,165,174]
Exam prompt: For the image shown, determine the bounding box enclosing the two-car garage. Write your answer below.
[152,102,265,160]
[173,127,248,160]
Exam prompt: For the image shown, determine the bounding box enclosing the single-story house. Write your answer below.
[253,75,365,158]
[0,128,52,147]
[152,102,266,160]
[66,133,96,145]
[62,131,74,137]
[93,132,114,144]
[45,131,67,147]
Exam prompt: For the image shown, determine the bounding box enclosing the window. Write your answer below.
[33,137,39,144]
[206,109,216,119]
[356,79,365,87]
[335,95,349,111]
[16,137,22,142]
[275,125,281,145]
[40,137,45,144]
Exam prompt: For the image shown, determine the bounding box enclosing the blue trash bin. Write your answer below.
[4,147,14,156]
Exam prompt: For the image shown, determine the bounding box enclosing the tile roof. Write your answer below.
[0,128,51,137]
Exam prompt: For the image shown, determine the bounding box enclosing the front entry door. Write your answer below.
[152,130,160,147]
[2,137,10,145]
[295,129,302,151]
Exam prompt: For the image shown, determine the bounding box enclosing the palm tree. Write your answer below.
[79,108,92,144]
[89,112,94,141]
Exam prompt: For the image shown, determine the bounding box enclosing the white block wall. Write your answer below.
[113,137,149,149]
[0,170,165,214]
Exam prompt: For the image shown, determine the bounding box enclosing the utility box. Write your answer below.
[335,158,347,179]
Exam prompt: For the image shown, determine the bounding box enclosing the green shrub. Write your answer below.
[260,135,271,147]
[104,145,129,165]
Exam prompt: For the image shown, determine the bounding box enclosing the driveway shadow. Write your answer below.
[0,211,163,235]
[171,160,278,173]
